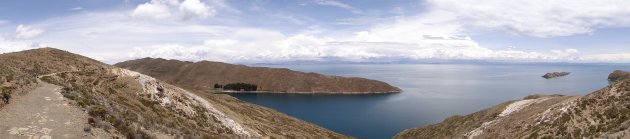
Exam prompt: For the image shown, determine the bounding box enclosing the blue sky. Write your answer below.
[1,0,630,63]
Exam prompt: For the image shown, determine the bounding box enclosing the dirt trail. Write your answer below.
[0,82,93,139]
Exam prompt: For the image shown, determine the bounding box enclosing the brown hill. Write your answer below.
[395,71,630,139]
[608,70,630,82]
[114,58,401,94]
[0,48,351,138]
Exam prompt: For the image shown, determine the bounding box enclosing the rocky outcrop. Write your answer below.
[396,71,630,139]
[1,48,351,138]
[542,72,570,79]
[115,58,401,94]
[608,70,630,82]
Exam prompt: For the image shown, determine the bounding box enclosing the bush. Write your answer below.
[88,105,108,119]
[213,83,223,89]
[1,86,11,104]
[83,127,92,132]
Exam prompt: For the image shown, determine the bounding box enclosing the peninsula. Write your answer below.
[115,58,401,94]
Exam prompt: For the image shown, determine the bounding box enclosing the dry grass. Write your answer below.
[396,73,630,139]
[1,48,351,138]
[115,57,400,93]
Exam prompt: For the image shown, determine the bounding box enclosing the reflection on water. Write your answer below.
[231,63,630,139]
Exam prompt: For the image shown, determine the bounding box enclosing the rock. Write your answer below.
[40,135,52,139]
[608,70,630,82]
[541,72,570,79]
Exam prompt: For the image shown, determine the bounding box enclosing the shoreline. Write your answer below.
[212,90,402,95]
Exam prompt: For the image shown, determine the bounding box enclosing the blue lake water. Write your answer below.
[229,63,630,139]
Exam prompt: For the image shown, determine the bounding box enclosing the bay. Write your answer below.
[230,63,630,139]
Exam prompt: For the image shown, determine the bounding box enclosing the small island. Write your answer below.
[542,72,570,79]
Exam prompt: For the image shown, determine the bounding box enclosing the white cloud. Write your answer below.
[582,53,630,62]
[180,0,215,20]
[131,0,175,20]
[0,20,9,26]
[122,7,630,63]
[313,0,362,14]
[348,10,466,44]
[0,37,45,54]
[132,0,216,20]
[15,24,44,39]
[7,0,630,64]
[70,7,84,11]
[551,49,580,60]
[130,36,613,63]
[429,0,630,37]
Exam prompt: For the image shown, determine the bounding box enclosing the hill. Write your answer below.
[114,58,401,94]
[395,71,630,138]
[0,48,350,138]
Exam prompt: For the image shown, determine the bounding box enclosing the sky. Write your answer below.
[1,0,630,64]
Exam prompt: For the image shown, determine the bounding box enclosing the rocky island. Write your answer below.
[542,72,570,79]
[115,58,401,94]
[0,48,351,138]
[395,70,630,139]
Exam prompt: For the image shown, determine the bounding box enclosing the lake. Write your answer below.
[229,63,630,139]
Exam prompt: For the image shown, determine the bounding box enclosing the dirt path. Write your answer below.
[0,82,93,139]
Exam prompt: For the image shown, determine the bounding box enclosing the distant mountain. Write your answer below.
[395,71,630,139]
[115,58,401,94]
[0,48,350,138]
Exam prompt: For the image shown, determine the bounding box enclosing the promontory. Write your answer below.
[114,58,401,94]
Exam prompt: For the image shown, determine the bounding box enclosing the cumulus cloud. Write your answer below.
[130,36,620,63]
[122,6,630,63]
[313,0,362,14]
[15,24,44,39]
[132,0,215,20]
[429,0,630,37]
[131,0,177,20]
[8,0,630,64]
[180,0,215,20]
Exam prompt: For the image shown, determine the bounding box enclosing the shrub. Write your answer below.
[223,82,257,91]
[1,86,11,104]
[83,127,92,132]
[213,83,223,89]
[89,105,108,119]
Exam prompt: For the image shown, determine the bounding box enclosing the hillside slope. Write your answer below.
[0,48,350,138]
[0,82,118,138]
[115,58,401,93]
[395,71,630,139]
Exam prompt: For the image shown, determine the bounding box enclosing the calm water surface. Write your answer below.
[229,64,630,139]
